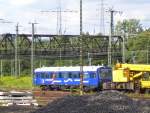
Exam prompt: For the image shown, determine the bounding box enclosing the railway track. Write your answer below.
[3,88,149,106]
[32,89,150,106]
[33,90,73,106]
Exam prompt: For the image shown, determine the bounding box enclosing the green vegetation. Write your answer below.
[115,19,150,63]
[115,19,143,35]
[0,76,33,90]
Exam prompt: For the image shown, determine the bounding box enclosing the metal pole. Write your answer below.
[100,0,105,34]
[147,45,149,64]
[11,60,13,76]
[70,60,72,66]
[107,9,122,65]
[18,59,21,77]
[108,9,117,65]
[1,60,3,78]
[80,0,83,95]
[39,60,42,67]
[108,10,113,66]
[88,53,91,66]
[31,23,34,77]
[15,23,19,77]
[59,48,62,66]
[110,10,114,36]
[122,34,125,63]
[59,0,62,35]
[88,52,90,66]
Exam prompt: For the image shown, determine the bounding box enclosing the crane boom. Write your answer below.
[119,64,150,72]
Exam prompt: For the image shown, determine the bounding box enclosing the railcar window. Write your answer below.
[59,72,80,78]
[45,73,49,78]
[72,72,80,78]
[83,72,90,79]
[56,72,63,78]
[41,73,45,79]
[36,73,41,78]
[39,72,50,79]
[49,73,53,78]
[90,72,96,78]
[100,69,112,78]
[68,72,72,78]
[142,72,150,80]
[62,72,69,78]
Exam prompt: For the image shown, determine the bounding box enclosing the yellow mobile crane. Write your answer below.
[112,63,150,92]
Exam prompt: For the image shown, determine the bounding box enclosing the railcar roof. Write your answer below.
[34,66,108,72]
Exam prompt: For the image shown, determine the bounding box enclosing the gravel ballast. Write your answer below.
[31,90,150,113]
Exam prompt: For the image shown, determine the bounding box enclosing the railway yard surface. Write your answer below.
[0,90,149,113]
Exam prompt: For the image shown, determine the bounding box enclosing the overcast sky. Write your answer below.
[0,0,150,35]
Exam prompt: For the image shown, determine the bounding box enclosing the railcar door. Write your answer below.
[34,72,41,86]
[34,72,45,85]
[54,72,63,86]
[44,72,52,85]
[71,72,80,86]
[99,68,112,83]
[83,72,90,86]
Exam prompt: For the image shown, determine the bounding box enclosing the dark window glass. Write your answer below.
[68,72,72,78]
[56,72,63,78]
[83,72,90,79]
[100,69,112,78]
[142,72,150,80]
[72,72,80,78]
[36,73,41,78]
[62,72,68,78]
[50,73,55,78]
[45,73,49,78]
[39,72,49,79]
[41,73,45,78]
[90,72,96,78]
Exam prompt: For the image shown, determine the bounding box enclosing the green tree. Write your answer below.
[126,31,150,63]
[115,19,143,35]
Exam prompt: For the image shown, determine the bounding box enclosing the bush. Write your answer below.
[0,76,33,90]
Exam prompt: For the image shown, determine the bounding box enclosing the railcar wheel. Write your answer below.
[134,81,141,93]
[145,89,150,94]
[41,85,48,91]
[83,86,90,92]
[48,85,53,90]
[60,86,66,91]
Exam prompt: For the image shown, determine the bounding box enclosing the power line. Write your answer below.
[41,0,77,35]
[100,0,105,35]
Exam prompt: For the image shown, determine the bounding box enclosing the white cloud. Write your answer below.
[10,0,36,6]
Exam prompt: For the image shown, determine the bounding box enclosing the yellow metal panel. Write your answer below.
[113,69,128,82]
[141,81,150,88]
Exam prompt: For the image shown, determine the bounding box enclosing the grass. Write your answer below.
[0,76,33,90]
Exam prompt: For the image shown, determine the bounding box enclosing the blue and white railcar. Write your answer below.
[33,66,112,90]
